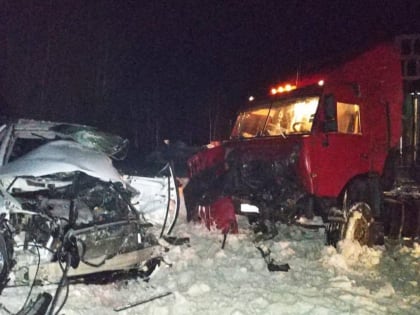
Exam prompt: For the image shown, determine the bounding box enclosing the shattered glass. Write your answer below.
[50,124,129,160]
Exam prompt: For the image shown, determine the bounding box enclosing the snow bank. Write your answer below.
[0,210,419,314]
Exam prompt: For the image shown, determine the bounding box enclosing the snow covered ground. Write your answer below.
[0,204,419,314]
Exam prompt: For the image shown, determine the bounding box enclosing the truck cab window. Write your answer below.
[231,108,270,138]
[231,96,319,138]
[265,96,318,135]
[336,102,361,134]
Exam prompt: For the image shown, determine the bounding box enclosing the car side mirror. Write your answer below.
[324,94,337,132]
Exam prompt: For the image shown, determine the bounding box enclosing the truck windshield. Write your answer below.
[231,96,320,138]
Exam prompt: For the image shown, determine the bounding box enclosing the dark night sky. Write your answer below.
[1,0,420,150]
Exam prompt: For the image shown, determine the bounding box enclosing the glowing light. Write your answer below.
[270,83,297,95]
[318,80,325,86]
[249,96,255,101]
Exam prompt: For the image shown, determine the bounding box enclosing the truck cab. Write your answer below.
[184,41,404,245]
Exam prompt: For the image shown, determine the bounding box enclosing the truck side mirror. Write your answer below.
[324,94,337,132]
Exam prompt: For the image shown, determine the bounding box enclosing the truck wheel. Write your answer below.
[326,176,381,247]
[326,202,373,246]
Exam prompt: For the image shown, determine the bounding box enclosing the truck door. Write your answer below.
[310,85,370,197]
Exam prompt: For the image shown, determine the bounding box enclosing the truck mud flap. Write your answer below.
[198,196,238,234]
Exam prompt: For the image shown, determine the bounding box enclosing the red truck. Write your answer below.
[184,35,420,246]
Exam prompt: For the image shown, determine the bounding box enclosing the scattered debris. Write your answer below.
[16,292,52,315]
[256,244,290,272]
[113,292,173,312]
[162,235,190,246]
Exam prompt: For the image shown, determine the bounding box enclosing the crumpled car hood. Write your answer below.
[0,140,123,183]
[1,119,129,161]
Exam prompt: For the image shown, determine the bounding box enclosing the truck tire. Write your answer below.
[326,177,382,246]
[326,201,373,246]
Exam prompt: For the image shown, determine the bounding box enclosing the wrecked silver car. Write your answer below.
[0,119,179,294]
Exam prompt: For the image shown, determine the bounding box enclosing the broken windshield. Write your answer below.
[231,96,320,138]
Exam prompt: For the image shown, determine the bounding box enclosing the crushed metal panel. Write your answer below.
[3,119,129,163]
[0,187,24,216]
[125,169,179,234]
[28,246,158,283]
[0,119,182,291]
[0,124,13,166]
[0,140,123,183]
